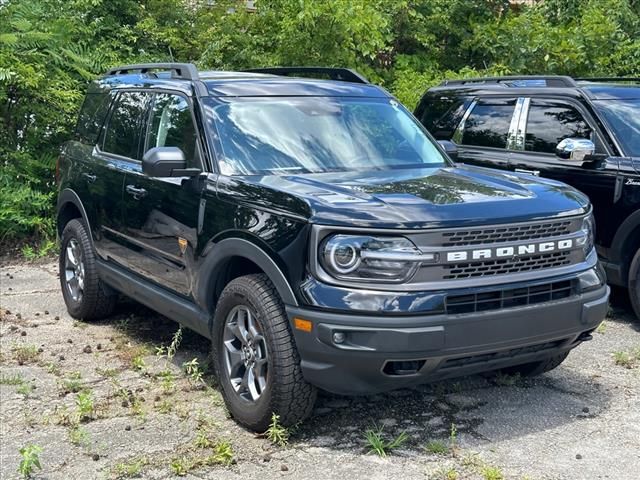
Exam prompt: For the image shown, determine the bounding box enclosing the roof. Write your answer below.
[429,76,640,100]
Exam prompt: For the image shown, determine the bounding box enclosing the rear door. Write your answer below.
[450,98,520,170]
[120,92,205,297]
[90,90,150,264]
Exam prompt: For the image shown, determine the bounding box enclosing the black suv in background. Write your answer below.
[57,64,609,430]
[416,76,640,318]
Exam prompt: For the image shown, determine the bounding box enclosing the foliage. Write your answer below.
[364,425,409,457]
[17,444,42,478]
[2,0,639,247]
[265,412,290,446]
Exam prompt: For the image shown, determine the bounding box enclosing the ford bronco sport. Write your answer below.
[415,76,640,318]
[57,64,609,430]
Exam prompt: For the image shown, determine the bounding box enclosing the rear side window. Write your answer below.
[146,93,200,168]
[525,100,593,153]
[75,92,113,144]
[415,94,471,140]
[461,100,516,149]
[102,91,149,160]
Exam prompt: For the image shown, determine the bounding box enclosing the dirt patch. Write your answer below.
[1,262,639,479]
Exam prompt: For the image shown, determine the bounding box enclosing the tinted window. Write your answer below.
[147,94,199,167]
[207,97,446,175]
[461,100,516,149]
[525,101,592,153]
[103,91,148,159]
[415,94,472,140]
[593,99,640,157]
[75,92,114,144]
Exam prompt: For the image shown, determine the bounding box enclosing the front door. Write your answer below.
[120,92,205,297]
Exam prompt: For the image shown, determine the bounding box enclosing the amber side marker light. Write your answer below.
[294,318,313,332]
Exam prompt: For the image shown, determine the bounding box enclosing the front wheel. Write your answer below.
[629,248,640,320]
[211,274,317,431]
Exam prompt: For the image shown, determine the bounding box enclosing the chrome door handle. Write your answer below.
[515,168,540,177]
[125,185,147,200]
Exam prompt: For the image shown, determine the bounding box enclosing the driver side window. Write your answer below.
[524,100,602,154]
[147,93,200,168]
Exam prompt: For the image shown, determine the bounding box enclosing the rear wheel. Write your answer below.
[497,351,570,377]
[212,274,316,431]
[629,248,640,320]
[59,219,116,320]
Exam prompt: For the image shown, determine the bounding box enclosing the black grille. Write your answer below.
[441,339,567,369]
[441,220,573,247]
[446,280,574,315]
[443,251,572,280]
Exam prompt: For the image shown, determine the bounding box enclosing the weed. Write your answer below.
[68,426,90,447]
[449,423,458,449]
[0,373,24,385]
[596,321,607,334]
[114,457,147,478]
[96,367,119,378]
[12,344,40,365]
[76,391,95,421]
[18,444,42,478]
[16,383,34,397]
[72,320,88,329]
[182,358,204,385]
[266,413,290,447]
[156,399,173,414]
[493,371,521,386]
[170,456,190,476]
[613,348,640,369]
[156,327,183,360]
[61,375,85,394]
[45,362,62,376]
[364,425,408,457]
[482,466,504,480]
[157,370,176,395]
[132,355,146,371]
[194,430,213,449]
[425,439,449,455]
[211,441,233,465]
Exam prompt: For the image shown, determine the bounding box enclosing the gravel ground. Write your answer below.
[1,260,639,480]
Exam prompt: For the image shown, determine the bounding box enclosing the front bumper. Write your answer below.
[288,275,609,395]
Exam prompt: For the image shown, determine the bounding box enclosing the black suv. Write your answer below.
[415,76,640,318]
[57,64,609,430]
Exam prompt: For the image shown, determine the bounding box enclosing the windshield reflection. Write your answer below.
[206,97,448,175]
[594,99,640,156]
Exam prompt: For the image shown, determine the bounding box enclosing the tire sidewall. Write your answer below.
[59,221,86,318]
[212,282,276,430]
[629,248,640,320]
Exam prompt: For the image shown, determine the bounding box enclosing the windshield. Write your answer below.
[206,97,448,175]
[594,99,640,156]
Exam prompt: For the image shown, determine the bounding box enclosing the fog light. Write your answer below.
[333,332,346,344]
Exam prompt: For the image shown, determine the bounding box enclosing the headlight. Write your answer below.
[319,235,432,283]
[577,214,595,255]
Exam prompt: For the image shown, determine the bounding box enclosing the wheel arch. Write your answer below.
[195,238,299,321]
[56,189,92,239]
[609,209,640,285]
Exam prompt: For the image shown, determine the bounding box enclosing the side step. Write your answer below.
[97,260,211,339]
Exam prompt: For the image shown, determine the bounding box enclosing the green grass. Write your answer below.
[482,466,504,480]
[613,348,640,369]
[113,457,147,478]
[16,383,34,397]
[68,426,90,447]
[0,373,24,385]
[364,425,409,457]
[425,439,449,455]
[12,344,40,365]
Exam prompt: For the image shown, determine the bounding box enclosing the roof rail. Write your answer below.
[105,63,199,81]
[575,77,640,84]
[440,75,577,88]
[244,67,369,84]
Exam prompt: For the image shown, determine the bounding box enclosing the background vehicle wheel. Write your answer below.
[59,219,116,320]
[629,248,640,320]
[212,274,317,431]
[497,351,570,377]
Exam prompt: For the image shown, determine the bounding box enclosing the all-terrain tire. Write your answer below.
[499,351,570,377]
[59,219,116,320]
[629,247,640,320]
[211,274,317,431]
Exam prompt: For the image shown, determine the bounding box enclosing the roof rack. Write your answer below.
[243,67,369,84]
[575,77,640,83]
[440,75,577,88]
[105,63,199,81]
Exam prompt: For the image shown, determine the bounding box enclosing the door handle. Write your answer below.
[514,168,540,177]
[82,173,96,183]
[125,185,147,200]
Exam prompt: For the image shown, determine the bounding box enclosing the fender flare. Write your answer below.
[56,189,93,239]
[195,238,299,314]
[609,209,640,275]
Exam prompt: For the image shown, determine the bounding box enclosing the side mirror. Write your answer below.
[438,140,458,161]
[555,138,596,162]
[142,147,199,177]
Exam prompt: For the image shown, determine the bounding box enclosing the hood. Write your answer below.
[216,165,590,229]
